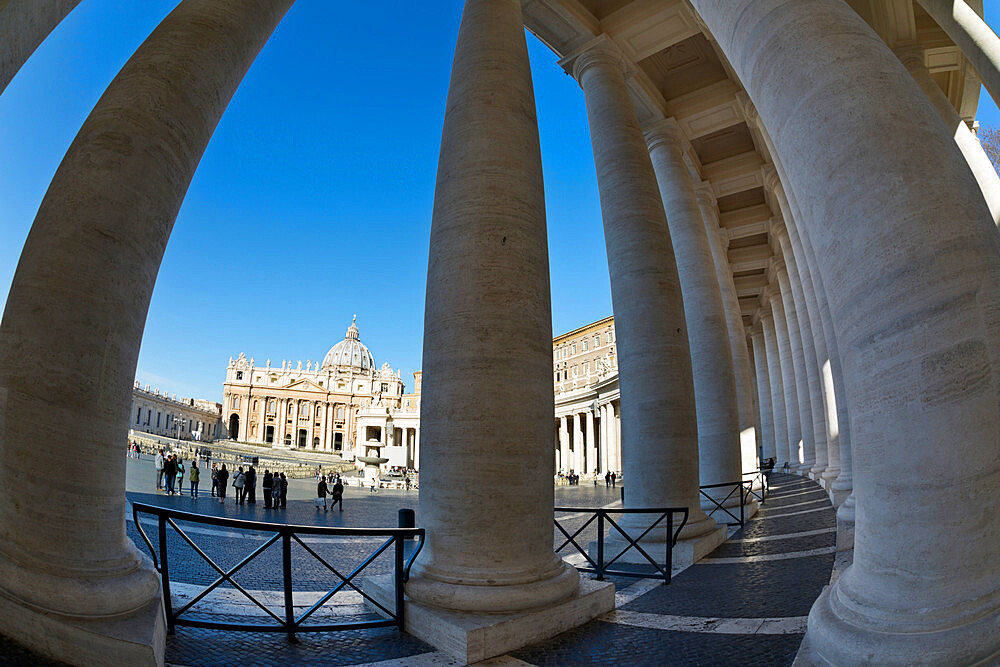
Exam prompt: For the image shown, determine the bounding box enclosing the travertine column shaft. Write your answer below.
[773,261,815,472]
[691,0,1000,662]
[772,222,828,478]
[599,404,609,473]
[749,322,775,462]
[760,308,788,466]
[898,44,1000,223]
[0,0,293,660]
[696,184,759,476]
[562,39,715,540]
[743,99,853,507]
[646,121,742,492]
[559,415,569,473]
[766,286,799,465]
[407,0,578,613]
[585,410,596,475]
[574,414,585,473]
[0,0,81,95]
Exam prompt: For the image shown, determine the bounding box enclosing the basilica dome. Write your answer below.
[322,316,375,372]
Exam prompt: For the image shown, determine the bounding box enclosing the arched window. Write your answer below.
[252,399,258,411]
[302,404,310,418]
[336,405,344,420]
[232,395,240,410]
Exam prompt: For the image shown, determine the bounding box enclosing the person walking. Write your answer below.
[155,449,165,490]
[233,466,246,505]
[605,470,611,488]
[245,465,256,504]
[316,475,329,512]
[278,472,288,509]
[271,478,281,508]
[163,454,177,495]
[217,463,229,503]
[262,470,273,509]
[189,461,200,498]
[331,476,344,512]
[611,471,617,487]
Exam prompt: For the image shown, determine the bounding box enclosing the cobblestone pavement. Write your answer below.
[1,470,836,665]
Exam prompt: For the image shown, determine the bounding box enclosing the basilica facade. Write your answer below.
[222,317,406,458]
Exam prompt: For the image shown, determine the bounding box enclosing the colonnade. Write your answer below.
[0,0,998,664]
[555,401,620,477]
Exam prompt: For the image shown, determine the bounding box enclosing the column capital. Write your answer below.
[769,216,788,242]
[644,116,685,155]
[760,163,781,194]
[717,225,731,250]
[769,256,787,279]
[735,91,760,129]
[558,34,630,83]
[693,180,717,210]
[893,42,926,70]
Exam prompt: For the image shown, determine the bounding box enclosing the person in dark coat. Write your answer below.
[316,476,328,512]
[262,470,273,509]
[163,455,177,495]
[245,465,256,504]
[330,477,344,511]
[279,472,288,508]
[216,464,229,503]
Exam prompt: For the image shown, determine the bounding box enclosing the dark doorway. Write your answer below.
[334,432,343,451]
[228,414,239,440]
[297,429,307,448]
[265,425,274,444]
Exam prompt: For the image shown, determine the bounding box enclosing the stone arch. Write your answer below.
[228,413,240,440]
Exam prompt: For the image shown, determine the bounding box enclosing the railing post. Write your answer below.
[282,530,296,642]
[596,511,605,581]
[665,511,673,584]
[158,514,174,634]
[740,482,746,527]
[395,534,405,630]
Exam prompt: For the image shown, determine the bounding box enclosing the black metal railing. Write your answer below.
[553,507,689,584]
[699,471,770,528]
[132,503,424,640]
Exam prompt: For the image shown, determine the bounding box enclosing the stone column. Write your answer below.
[760,305,789,467]
[405,0,585,633]
[646,119,742,499]
[599,403,609,474]
[691,0,1000,662]
[0,0,81,95]
[766,283,800,466]
[289,400,299,447]
[585,409,596,476]
[558,415,569,474]
[413,428,419,471]
[573,413,585,474]
[897,44,1000,223]
[917,0,1000,108]
[748,321,775,462]
[771,219,828,479]
[742,97,853,506]
[772,259,815,473]
[764,169,840,487]
[561,36,720,551]
[696,184,759,476]
[0,1,293,663]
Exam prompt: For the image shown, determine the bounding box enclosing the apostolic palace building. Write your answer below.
[2,0,1000,665]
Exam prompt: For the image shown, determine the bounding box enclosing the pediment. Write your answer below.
[282,378,325,392]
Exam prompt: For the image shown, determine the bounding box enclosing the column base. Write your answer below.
[829,483,851,508]
[798,581,1000,666]
[592,523,726,569]
[0,586,164,666]
[365,574,614,664]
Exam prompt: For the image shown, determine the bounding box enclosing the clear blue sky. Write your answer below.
[2,0,999,402]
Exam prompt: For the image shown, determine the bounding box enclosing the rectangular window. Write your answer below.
[302,405,310,418]
[381,382,389,392]
[572,366,578,377]
[570,344,576,354]
[136,407,142,424]
[236,371,243,380]
[232,395,240,410]
[156,412,161,428]
[584,362,590,374]
[594,335,600,347]
[582,340,588,351]
[608,331,614,343]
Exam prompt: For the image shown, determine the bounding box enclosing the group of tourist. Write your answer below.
[153,448,202,496]
[316,474,344,511]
